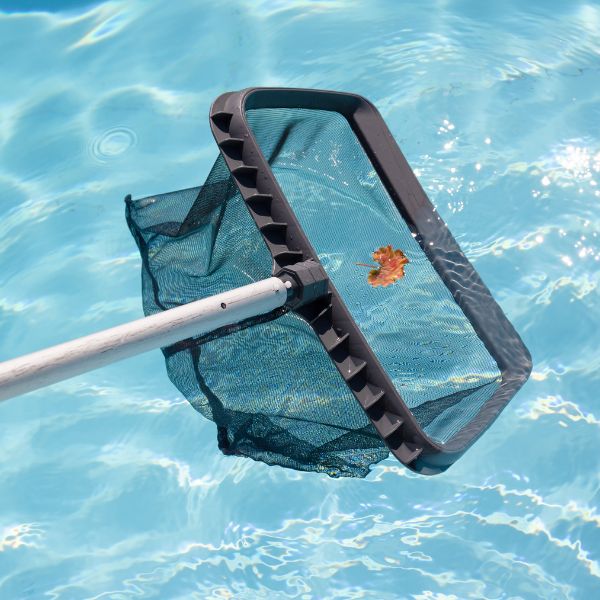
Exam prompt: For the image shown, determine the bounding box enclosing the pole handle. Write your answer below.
[0,277,289,402]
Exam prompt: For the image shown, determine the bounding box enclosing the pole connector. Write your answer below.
[275,260,329,309]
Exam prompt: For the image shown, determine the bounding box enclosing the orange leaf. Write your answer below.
[359,245,409,288]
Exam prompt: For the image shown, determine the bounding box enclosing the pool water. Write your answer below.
[0,1,598,598]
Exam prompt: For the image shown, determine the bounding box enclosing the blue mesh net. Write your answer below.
[126,157,388,478]
[126,105,502,478]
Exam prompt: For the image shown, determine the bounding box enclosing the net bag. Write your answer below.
[126,88,531,477]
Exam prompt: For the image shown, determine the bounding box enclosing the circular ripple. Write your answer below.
[90,126,137,162]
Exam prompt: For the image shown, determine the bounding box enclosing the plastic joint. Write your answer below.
[276,260,329,309]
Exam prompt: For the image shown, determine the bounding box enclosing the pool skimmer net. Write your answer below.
[0,88,531,478]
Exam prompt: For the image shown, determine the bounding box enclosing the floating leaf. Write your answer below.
[357,245,409,287]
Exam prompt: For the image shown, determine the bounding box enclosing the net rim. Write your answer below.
[208,87,532,475]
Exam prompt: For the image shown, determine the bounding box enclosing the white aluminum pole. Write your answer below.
[0,277,290,402]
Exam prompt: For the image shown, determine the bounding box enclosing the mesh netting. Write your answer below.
[126,105,503,477]
[245,108,502,445]
[126,156,389,478]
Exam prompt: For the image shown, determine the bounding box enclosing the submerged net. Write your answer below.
[126,105,501,478]
[126,157,389,478]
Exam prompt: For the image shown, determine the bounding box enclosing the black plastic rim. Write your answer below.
[208,87,532,475]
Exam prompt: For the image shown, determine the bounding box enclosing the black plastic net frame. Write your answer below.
[127,88,532,477]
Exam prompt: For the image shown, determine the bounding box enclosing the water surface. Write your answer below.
[0,1,599,598]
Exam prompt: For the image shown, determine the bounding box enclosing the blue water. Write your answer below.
[0,1,598,598]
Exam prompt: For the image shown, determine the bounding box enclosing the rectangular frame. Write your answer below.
[209,87,532,474]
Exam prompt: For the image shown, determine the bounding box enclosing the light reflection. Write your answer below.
[561,256,573,267]
[518,394,600,427]
[0,523,44,552]
[535,142,600,191]
[69,6,136,49]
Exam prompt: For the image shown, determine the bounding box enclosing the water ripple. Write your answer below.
[90,126,137,163]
